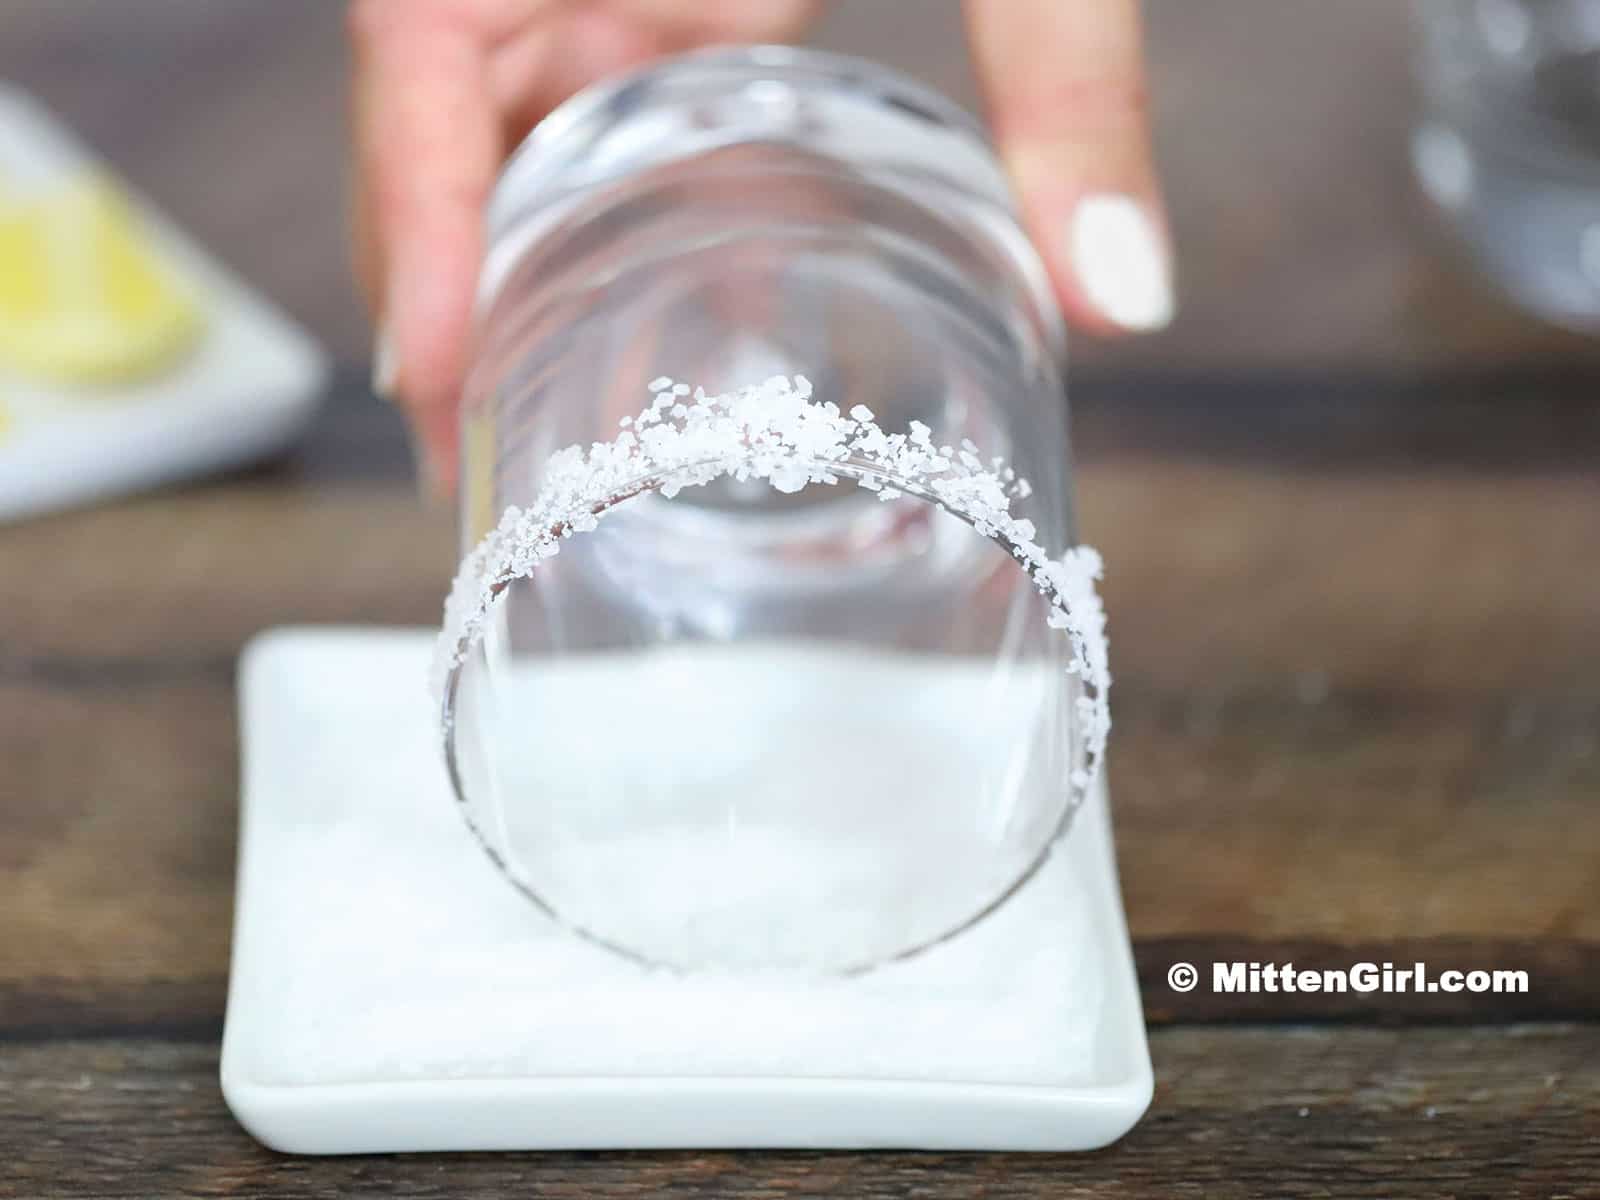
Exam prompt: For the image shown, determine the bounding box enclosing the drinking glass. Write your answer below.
[1414,0,1600,329]
[434,46,1107,973]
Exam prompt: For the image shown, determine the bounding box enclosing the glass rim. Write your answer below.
[436,379,1112,945]
[440,483,1103,975]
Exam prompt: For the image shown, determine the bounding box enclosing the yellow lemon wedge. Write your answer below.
[0,176,203,385]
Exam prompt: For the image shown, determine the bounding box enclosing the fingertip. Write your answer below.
[966,0,1171,334]
[371,323,398,399]
[397,399,457,504]
[384,231,477,495]
[398,383,460,500]
[350,6,498,495]
[418,420,460,501]
[1007,154,1174,336]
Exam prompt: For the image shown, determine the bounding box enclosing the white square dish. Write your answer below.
[221,627,1151,1153]
[0,87,326,522]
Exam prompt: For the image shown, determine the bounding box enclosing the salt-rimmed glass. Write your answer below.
[438,46,1109,974]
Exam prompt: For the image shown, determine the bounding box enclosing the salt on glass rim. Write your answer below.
[433,375,1111,808]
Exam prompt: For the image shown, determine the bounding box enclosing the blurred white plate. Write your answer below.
[0,86,326,522]
[221,627,1152,1154]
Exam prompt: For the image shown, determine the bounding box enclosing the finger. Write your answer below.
[964,0,1172,334]
[488,7,666,142]
[617,0,823,43]
[349,0,506,491]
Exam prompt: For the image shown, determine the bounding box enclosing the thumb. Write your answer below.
[350,0,504,492]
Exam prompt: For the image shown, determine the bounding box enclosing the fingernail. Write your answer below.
[371,323,398,400]
[1069,195,1174,331]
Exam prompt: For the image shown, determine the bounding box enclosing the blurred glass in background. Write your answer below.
[1414,0,1600,330]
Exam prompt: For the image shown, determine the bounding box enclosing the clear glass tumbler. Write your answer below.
[1414,0,1600,329]
[434,46,1107,973]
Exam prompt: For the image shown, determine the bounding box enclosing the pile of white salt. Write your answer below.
[232,636,1108,1089]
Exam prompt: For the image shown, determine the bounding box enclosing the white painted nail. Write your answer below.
[1069,195,1174,331]
[371,324,398,400]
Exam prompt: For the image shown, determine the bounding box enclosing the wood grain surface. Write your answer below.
[2,1,1599,1196]
[2,1028,1597,1198]
[6,371,1597,1016]
[4,371,1598,1197]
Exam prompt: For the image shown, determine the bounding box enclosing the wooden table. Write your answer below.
[3,3,1598,1196]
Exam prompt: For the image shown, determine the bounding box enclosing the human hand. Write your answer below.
[351,0,1170,492]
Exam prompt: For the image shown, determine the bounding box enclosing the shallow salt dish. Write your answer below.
[221,627,1152,1154]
